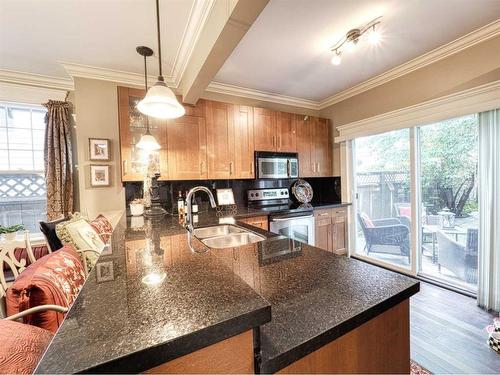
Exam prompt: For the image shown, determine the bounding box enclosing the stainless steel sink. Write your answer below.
[192,224,266,249]
[192,224,245,239]
[200,232,265,249]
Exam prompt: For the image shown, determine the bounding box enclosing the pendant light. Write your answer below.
[136,46,161,151]
[137,0,185,119]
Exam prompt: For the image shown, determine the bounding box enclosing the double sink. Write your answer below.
[193,224,266,249]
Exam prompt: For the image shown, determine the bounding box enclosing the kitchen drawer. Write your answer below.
[314,208,333,219]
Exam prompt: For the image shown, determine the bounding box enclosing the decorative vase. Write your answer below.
[4,232,17,241]
[130,203,144,216]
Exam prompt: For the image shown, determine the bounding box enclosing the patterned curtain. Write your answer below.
[43,100,74,221]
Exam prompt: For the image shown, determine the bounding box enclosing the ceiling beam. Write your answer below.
[178,0,269,105]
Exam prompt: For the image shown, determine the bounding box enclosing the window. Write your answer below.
[0,103,47,234]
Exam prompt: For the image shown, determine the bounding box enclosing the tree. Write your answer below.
[355,115,478,217]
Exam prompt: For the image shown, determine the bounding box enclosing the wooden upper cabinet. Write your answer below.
[166,115,207,180]
[206,100,235,179]
[117,86,168,182]
[233,105,255,179]
[253,107,277,152]
[296,114,314,177]
[276,112,296,152]
[314,118,332,177]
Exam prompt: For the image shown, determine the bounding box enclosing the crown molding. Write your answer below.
[169,0,215,87]
[335,79,500,142]
[0,69,74,91]
[319,18,500,109]
[59,61,175,88]
[206,81,321,110]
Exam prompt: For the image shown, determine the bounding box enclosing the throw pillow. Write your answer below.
[89,214,113,244]
[6,245,86,333]
[360,212,375,228]
[39,216,70,251]
[0,320,53,374]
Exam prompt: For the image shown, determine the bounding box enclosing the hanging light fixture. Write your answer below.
[136,46,161,151]
[330,16,382,66]
[137,0,185,119]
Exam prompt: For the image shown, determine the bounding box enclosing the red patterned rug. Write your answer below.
[411,360,432,375]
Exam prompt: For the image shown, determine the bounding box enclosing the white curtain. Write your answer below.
[477,109,500,311]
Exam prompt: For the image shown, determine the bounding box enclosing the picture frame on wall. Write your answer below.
[89,138,110,161]
[90,165,110,187]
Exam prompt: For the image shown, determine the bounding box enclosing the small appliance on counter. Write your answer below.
[247,187,315,245]
[255,151,298,179]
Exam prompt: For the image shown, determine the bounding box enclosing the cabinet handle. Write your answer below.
[229,161,233,175]
[318,213,329,216]
[200,161,205,174]
[317,163,320,173]
[122,160,127,174]
[250,162,254,175]
[311,163,315,173]
[272,136,275,147]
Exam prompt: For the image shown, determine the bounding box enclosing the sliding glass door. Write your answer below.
[417,115,479,292]
[353,129,412,270]
[350,114,479,293]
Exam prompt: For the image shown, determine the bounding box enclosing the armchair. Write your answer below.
[436,229,478,283]
[357,212,410,264]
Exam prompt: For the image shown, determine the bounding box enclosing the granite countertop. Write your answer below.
[37,209,418,374]
[35,214,271,374]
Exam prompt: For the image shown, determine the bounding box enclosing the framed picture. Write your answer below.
[89,138,110,161]
[96,261,114,283]
[90,165,110,187]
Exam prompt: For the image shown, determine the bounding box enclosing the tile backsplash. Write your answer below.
[125,177,341,214]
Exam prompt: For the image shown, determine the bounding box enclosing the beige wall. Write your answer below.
[320,34,500,178]
[73,78,128,218]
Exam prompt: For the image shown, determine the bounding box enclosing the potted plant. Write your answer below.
[130,198,145,216]
[0,224,25,241]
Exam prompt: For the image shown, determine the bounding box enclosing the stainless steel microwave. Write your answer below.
[255,152,298,179]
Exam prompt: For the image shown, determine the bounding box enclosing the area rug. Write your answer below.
[411,360,432,375]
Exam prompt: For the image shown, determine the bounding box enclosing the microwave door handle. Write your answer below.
[287,159,291,177]
[272,215,314,222]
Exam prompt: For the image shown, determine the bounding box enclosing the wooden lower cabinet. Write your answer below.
[239,215,269,231]
[277,300,410,374]
[314,208,347,255]
[144,330,254,374]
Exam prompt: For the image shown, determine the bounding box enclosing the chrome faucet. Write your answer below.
[185,186,217,232]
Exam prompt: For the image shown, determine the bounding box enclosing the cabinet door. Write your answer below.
[253,107,277,151]
[233,105,255,179]
[332,209,347,254]
[296,115,314,177]
[166,116,207,180]
[314,209,332,251]
[117,86,167,181]
[276,112,296,152]
[206,100,234,179]
[314,118,332,177]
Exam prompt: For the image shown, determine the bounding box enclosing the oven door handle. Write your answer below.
[271,215,314,222]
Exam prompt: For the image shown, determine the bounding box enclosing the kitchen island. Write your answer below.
[36,212,419,374]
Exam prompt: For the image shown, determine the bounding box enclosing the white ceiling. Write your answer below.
[214,0,500,101]
[0,0,195,80]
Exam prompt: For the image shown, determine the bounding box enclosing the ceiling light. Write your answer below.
[331,52,342,66]
[136,46,161,151]
[367,27,381,45]
[137,0,185,119]
[330,16,382,65]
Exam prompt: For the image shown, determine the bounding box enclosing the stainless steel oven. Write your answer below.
[255,152,298,179]
[269,212,315,245]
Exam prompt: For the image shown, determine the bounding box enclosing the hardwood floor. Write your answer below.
[411,282,500,373]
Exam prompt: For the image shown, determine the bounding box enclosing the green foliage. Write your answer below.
[355,115,478,217]
[0,224,24,234]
